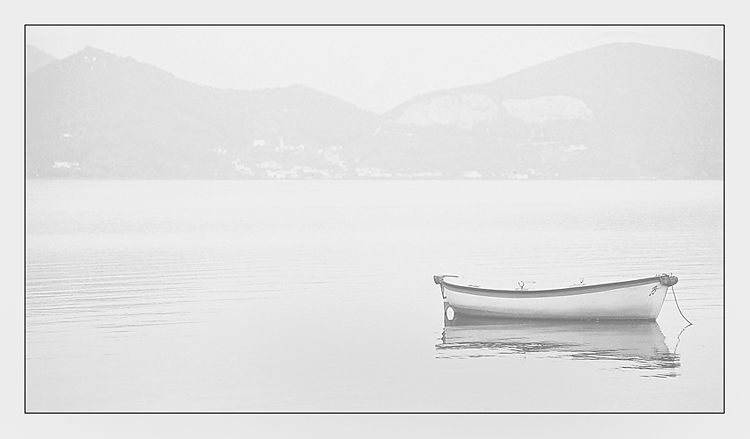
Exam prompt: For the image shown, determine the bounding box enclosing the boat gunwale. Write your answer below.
[441,275,663,298]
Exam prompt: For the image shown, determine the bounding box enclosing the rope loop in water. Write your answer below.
[671,285,693,326]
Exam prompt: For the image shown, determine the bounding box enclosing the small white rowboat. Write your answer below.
[433,273,679,321]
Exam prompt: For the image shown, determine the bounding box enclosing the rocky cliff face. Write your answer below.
[500,95,592,123]
[395,94,500,128]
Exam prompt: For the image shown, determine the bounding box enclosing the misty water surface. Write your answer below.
[25,180,723,412]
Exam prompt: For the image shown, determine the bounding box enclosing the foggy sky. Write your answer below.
[25,25,723,114]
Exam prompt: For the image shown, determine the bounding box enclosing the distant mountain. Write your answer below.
[355,43,723,179]
[25,43,723,179]
[26,46,379,178]
[26,45,57,74]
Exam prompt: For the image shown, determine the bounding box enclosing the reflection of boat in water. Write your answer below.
[434,274,679,320]
[437,317,681,377]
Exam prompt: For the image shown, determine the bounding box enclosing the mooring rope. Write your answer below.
[673,323,691,354]
[671,285,693,326]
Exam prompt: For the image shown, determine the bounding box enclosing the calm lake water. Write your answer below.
[25,180,723,412]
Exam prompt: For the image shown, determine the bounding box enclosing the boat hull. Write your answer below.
[437,275,676,321]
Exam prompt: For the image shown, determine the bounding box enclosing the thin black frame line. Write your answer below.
[24,410,725,415]
[721,26,727,413]
[23,27,27,415]
[23,23,727,27]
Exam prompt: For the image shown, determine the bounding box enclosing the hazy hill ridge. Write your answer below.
[25,45,57,74]
[25,43,723,179]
